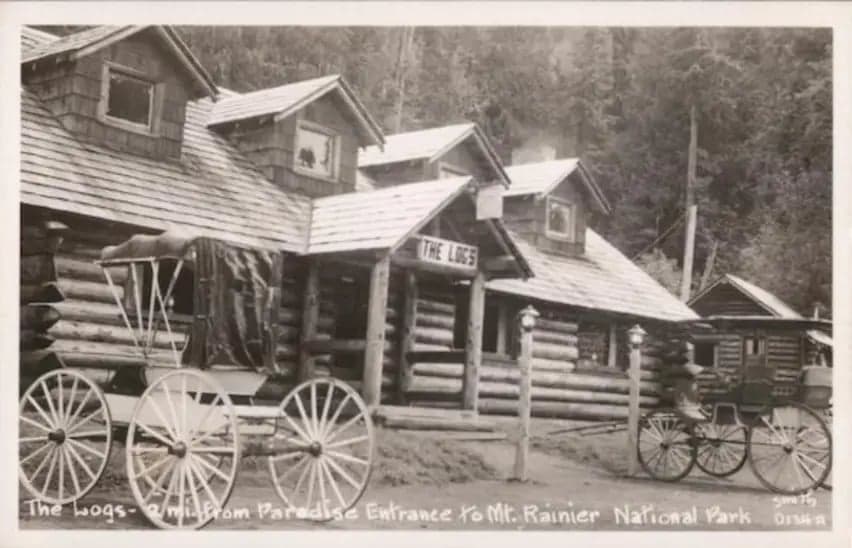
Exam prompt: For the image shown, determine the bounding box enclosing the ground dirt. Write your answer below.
[18,417,832,531]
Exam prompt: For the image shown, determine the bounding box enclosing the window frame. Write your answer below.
[122,261,195,326]
[544,195,577,242]
[293,119,341,182]
[98,62,161,136]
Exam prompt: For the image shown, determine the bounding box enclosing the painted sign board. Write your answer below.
[476,183,504,220]
[416,235,478,272]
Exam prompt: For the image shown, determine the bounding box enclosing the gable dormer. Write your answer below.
[502,158,611,256]
[207,75,384,198]
[21,26,217,162]
[358,123,510,188]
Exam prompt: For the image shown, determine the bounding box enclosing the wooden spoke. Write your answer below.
[144,395,179,443]
[326,449,369,467]
[320,458,347,510]
[19,370,112,506]
[127,369,239,529]
[274,454,310,485]
[293,390,316,440]
[324,413,364,445]
[317,382,335,441]
[322,394,352,440]
[310,382,319,441]
[325,435,369,450]
[323,451,361,490]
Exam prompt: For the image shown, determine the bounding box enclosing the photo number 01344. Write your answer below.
[15,22,833,532]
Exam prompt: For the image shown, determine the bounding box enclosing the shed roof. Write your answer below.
[358,123,510,186]
[206,74,384,147]
[688,274,803,319]
[21,88,312,252]
[21,25,217,99]
[503,158,611,214]
[488,230,698,322]
[307,177,473,255]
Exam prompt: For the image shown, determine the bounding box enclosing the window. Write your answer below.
[545,196,576,242]
[438,162,469,179]
[294,121,339,180]
[694,342,718,368]
[100,64,157,132]
[743,336,766,356]
[125,260,194,318]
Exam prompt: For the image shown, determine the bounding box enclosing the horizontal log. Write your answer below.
[407,350,465,364]
[55,255,127,284]
[532,329,579,346]
[479,398,648,421]
[20,304,61,331]
[380,416,495,432]
[21,254,58,285]
[21,282,65,304]
[413,362,462,378]
[406,375,462,396]
[535,318,579,334]
[414,326,453,347]
[20,330,55,351]
[304,338,366,354]
[47,339,176,366]
[533,341,579,361]
[50,319,185,350]
[416,299,455,315]
[478,381,659,406]
[416,311,454,330]
[59,278,120,304]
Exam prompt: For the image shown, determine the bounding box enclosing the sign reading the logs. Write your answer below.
[416,235,478,272]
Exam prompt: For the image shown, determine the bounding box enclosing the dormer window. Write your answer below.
[294,120,339,181]
[99,63,160,134]
[545,196,576,242]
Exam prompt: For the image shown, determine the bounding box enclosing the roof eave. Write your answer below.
[427,124,510,187]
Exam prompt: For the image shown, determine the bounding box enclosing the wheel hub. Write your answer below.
[783,444,794,454]
[308,441,323,457]
[170,441,188,458]
[47,429,66,444]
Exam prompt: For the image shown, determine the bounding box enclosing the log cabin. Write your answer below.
[687,274,832,400]
[19,25,535,425]
[359,128,699,420]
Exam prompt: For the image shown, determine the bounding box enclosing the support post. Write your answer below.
[513,305,539,481]
[627,324,646,476]
[363,255,391,407]
[298,260,320,382]
[397,270,418,403]
[680,104,698,302]
[462,271,486,411]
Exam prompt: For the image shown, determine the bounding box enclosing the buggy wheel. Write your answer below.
[747,402,831,495]
[19,369,112,505]
[637,410,696,481]
[694,422,748,478]
[269,378,374,522]
[126,370,240,530]
[819,407,831,490]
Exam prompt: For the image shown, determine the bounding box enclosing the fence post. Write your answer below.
[513,305,539,481]
[627,324,646,476]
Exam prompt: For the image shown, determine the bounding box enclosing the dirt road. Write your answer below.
[18,418,831,531]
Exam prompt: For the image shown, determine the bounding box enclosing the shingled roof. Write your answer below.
[503,158,612,214]
[308,177,474,255]
[22,25,217,99]
[358,123,510,186]
[488,230,699,322]
[206,74,384,147]
[689,274,804,319]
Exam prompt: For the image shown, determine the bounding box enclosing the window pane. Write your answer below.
[547,199,573,238]
[107,71,152,126]
[296,126,336,178]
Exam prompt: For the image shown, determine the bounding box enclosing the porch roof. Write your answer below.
[487,230,699,322]
[688,273,804,319]
[307,177,474,255]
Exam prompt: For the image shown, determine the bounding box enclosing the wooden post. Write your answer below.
[363,255,391,407]
[626,324,646,476]
[397,270,418,403]
[513,305,539,481]
[462,271,486,411]
[298,260,320,382]
[680,104,698,302]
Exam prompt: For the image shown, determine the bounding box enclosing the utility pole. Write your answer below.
[679,105,698,302]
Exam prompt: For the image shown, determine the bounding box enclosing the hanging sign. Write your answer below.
[416,235,478,271]
[476,183,504,220]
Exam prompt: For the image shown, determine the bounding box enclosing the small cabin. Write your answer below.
[687,274,832,398]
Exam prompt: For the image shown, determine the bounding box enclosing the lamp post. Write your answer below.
[513,305,539,481]
[627,324,646,476]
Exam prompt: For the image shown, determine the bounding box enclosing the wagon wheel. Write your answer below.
[19,369,112,505]
[747,401,831,495]
[269,378,375,521]
[126,370,240,530]
[637,410,696,482]
[819,406,831,490]
[694,421,748,478]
